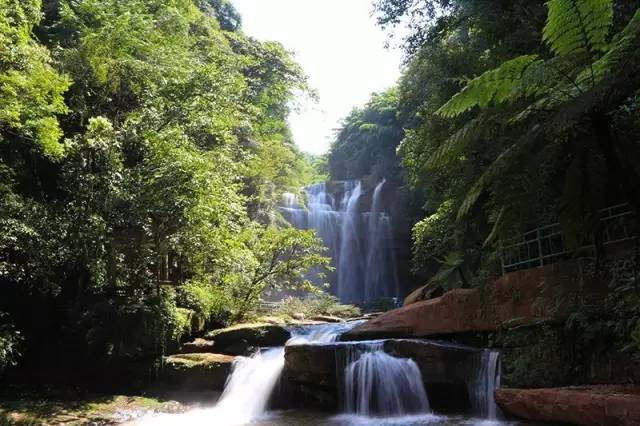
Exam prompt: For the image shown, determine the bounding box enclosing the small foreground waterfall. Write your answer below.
[281,180,399,303]
[133,323,355,426]
[342,342,431,418]
[469,349,502,420]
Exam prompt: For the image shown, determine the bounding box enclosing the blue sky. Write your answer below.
[232,0,404,154]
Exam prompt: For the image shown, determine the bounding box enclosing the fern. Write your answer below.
[543,0,613,56]
[425,116,489,169]
[585,8,640,82]
[458,127,543,219]
[437,55,541,118]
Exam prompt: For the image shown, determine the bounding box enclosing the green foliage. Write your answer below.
[177,280,231,323]
[0,313,21,375]
[543,0,613,56]
[224,226,331,321]
[383,0,640,289]
[0,0,321,383]
[0,0,70,158]
[328,89,404,182]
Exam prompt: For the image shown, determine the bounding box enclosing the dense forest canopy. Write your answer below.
[0,0,330,381]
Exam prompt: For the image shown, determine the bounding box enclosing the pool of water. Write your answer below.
[128,409,532,426]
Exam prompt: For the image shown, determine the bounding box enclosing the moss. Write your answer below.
[0,394,185,425]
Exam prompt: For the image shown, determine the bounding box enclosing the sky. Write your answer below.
[232,0,404,155]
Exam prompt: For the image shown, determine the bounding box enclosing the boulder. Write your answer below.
[180,338,215,354]
[205,323,291,355]
[496,386,640,425]
[309,315,344,323]
[162,353,235,391]
[343,263,576,340]
[403,282,444,306]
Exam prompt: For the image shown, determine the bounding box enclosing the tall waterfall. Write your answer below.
[337,181,365,302]
[341,342,431,417]
[364,180,400,301]
[281,180,399,304]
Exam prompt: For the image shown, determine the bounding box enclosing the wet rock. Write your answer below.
[283,339,481,413]
[496,385,640,425]
[309,315,344,323]
[162,353,235,390]
[205,323,291,355]
[180,338,215,354]
[284,344,337,388]
[343,263,576,340]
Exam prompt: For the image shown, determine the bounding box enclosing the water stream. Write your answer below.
[132,322,507,426]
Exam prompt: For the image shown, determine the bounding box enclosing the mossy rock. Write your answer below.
[162,353,235,390]
[204,323,291,355]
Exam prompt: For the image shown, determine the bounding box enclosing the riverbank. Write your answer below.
[0,391,190,426]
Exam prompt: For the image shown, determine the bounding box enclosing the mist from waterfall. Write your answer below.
[281,180,399,304]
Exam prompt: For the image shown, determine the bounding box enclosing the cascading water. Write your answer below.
[133,323,358,426]
[342,342,431,417]
[364,180,400,301]
[469,349,502,420]
[337,182,365,302]
[280,180,399,304]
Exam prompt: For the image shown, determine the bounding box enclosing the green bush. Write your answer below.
[177,280,231,324]
[0,313,22,375]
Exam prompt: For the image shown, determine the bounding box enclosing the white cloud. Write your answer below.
[232,0,403,154]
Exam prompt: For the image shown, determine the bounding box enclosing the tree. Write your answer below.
[224,227,331,321]
[435,0,640,245]
[329,89,405,182]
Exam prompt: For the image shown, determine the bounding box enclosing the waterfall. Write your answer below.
[364,180,399,301]
[337,182,365,302]
[280,180,399,304]
[469,349,502,420]
[133,323,358,426]
[341,342,431,417]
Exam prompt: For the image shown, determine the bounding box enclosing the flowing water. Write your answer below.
[130,323,513,426]
[281,180,399,304]
[342,341,431,417]
[469,350,502,420]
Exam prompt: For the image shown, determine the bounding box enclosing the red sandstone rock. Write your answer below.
[343,263,576,340]
[496,386,640,425]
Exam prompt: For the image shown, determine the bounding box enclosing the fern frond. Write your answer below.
[437,55,541,118]
[425,116,490,169]
[543,0,613,56]
[457,126,544,219]
[582,8,640,83]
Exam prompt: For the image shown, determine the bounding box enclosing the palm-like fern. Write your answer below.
[432,0,640,220]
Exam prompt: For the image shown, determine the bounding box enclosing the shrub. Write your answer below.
[0,313,22,375]
[177,280,231,324]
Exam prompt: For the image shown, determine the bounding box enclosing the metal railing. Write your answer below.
[500,204,636,274]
